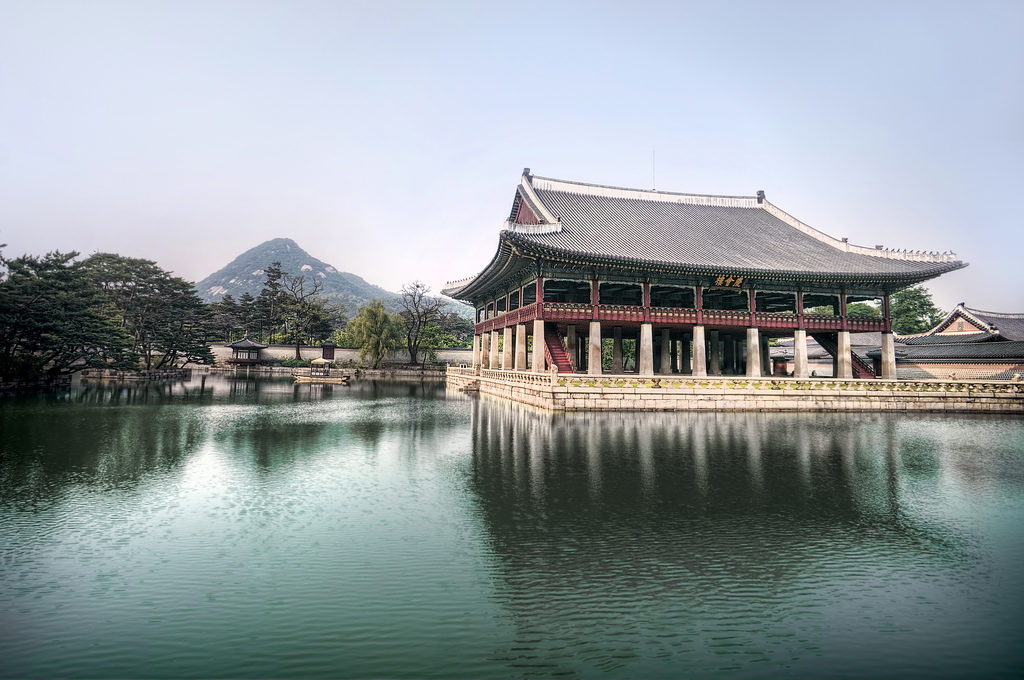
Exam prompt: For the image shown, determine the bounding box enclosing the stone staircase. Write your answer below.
[811,332,876,379]
[544,327,576,373]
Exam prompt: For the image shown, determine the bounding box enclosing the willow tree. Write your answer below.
[348,300,403,368]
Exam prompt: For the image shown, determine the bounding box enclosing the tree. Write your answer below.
[0,251,135,381]
[254,261,286,343]
[398,281,447,364]
[891,286,945,335]
[279,270,346,358]
[209,294,241,342]
[846,302,881,319]
[348,300,403,368]
[82,253,214,369]
[437,311,474,348]
[238,292,257,337]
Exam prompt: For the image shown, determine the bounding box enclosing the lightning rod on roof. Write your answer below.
[652,149,656,191]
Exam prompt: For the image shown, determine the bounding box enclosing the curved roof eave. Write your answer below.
[442,236,531,302]
[504,233,967,287]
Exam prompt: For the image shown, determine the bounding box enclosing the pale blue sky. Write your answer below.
[2,0,1021,310]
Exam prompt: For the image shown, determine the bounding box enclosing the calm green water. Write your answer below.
[1,376,1022,679]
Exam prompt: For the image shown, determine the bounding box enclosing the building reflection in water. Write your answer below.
[464,396,998,676]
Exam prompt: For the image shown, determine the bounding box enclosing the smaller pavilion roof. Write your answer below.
[900,303,1024,343]
[227,337,268,349]
[867,340,1024,361]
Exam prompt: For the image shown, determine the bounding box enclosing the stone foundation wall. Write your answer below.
[446,369,1023,414]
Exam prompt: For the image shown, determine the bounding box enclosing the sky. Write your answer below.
[1,0,1022,311]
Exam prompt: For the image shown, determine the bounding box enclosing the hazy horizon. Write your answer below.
[2,0,1022,311]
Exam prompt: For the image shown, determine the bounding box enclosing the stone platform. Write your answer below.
[446,367,1024,414]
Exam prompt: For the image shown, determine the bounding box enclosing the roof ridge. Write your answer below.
[530,173,755,202]
[963,306,1024,319]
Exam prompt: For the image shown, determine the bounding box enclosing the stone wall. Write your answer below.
[210,344,472,366]
[446,369,1023,414]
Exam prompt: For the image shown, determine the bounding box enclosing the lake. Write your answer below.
[1,375,1022,678]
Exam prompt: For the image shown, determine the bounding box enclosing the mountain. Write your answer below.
[195,238,397,312]
[195,238,472,318]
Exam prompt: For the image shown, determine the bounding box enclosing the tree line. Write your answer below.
[0,245,943,383]
[0,250,213,382]
[205,267,473,365]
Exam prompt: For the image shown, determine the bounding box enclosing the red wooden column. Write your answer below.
[796,291,805,328]
[748,288,757,327]
[643,282,651,322]
[883,293,892,332]
[694,285,703,325]
[591,279,600,320]
[839,291,848,331]
[535,277,544,319]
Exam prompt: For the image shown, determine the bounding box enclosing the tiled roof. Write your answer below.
[506,174,964,282]
[898,332,997,345]
[963,307,1024,341]
[867,341,1024,361]
[227,337,268,349]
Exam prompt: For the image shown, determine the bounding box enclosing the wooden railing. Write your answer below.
[474,303,888,333]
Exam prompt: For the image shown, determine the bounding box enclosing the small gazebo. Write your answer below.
[310,358,331,377]
[226,337,267,365]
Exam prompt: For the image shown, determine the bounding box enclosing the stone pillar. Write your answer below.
[501,327,514,370]
[793,329,809,378]
[532,319,545,372]
[724,337,735,375]
[670,338,678,373]
[489,330,499,370]
[836,330,853,379]
[708,330,721,375]
[612,327,623,373]
[881,331,897,380]
[566,325,577,369]
[761,336,771,377]
[481,332,491,369]
[659,329,672,374]
[746,327,761,377]
[691,325,707,377]
[472,334,481,369]
[681,334,692,374]
[639,323,654,375]
[588,321,602,375]
[515,323,527,370]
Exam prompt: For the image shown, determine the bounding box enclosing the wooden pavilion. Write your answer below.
[226,337,267,365]
[443,169,966,379]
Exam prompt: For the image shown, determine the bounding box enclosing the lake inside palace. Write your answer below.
[1,375,1022,678]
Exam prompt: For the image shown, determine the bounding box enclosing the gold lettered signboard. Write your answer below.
[712,275,744,288]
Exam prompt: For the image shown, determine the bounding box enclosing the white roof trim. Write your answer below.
[762,200,959,263]
[503,219,562,234]
[531,175,758,208]
[519,174,560,224]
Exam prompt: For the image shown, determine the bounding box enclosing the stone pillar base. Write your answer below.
[746,327,761,377]
[639,323,654,375]
[793,329,808,379]
[691,325,707,377]
[532,319,545,372]
[881,331,897,380]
